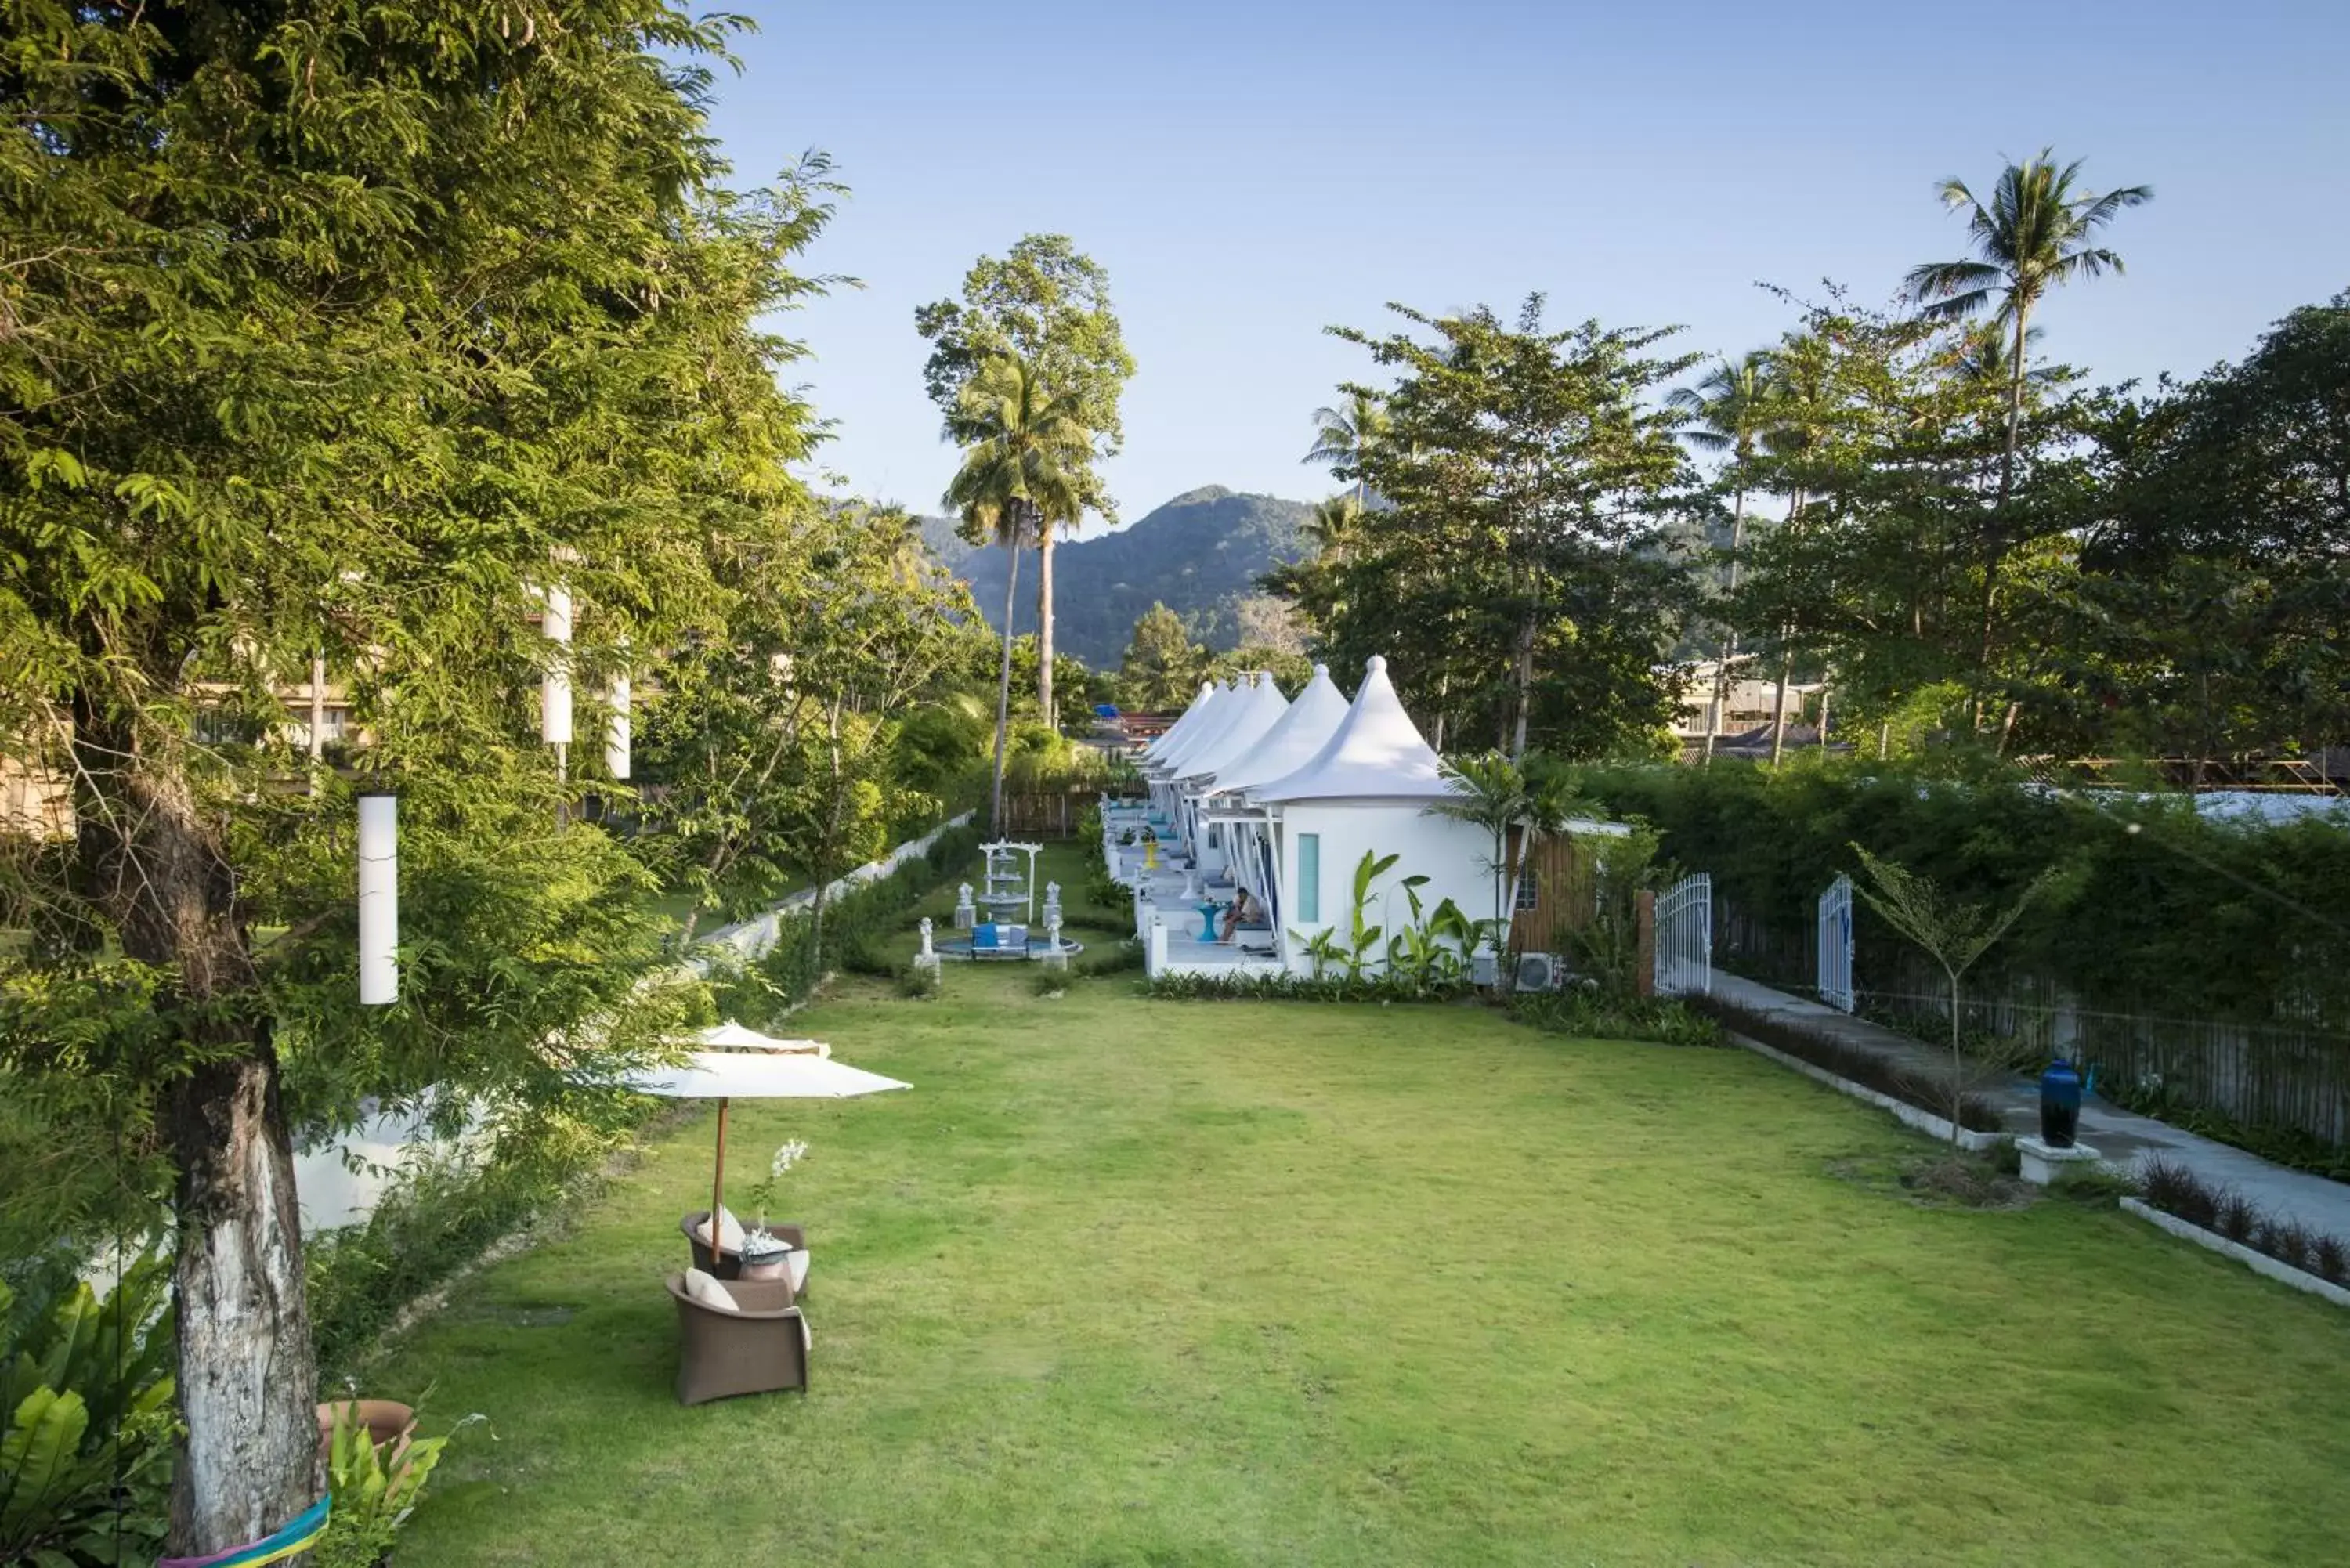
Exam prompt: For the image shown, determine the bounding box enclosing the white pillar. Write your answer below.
[357,791,398,1006]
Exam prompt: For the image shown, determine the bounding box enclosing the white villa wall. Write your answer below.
[1275,801,1491,975]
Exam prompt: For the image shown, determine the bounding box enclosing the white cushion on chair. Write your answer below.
[682,1268,739,1313]
[694,1206,747,1254]
[786,1250,810,1293]
[797,1312,812,1351]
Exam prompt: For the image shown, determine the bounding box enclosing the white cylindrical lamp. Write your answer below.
[540,583,574,746]
[606,670,631,780]
[357,789,398,1006]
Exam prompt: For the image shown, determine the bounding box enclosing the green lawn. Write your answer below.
[379,961,2350,1566]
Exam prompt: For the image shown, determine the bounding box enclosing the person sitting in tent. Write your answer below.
[1220,888,1263,942]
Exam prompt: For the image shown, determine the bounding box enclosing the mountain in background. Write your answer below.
[920,486,1317,667]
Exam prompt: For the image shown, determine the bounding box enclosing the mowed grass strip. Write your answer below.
[384,965,2350,1566]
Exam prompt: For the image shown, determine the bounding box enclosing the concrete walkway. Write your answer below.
[1705,971,2350,1241]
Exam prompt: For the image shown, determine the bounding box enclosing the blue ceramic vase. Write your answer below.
[2038,1059,2083,1148]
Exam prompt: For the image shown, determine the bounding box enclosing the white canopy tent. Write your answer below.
[1142,678,1235,819]
[1140,680,1217,764]
[1191,663,1351,930]
[1247,656,1491,975]
[1171,672,1289,869]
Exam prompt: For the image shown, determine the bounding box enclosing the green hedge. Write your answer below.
[714,822,983,1023]
[1571,760,2350,1029]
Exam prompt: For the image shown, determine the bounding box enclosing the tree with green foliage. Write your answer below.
[1302,388,1391,508]
[2069,294,2350,769]
[1118,602,1206,710]
[917,237,1133,732]
[0,5,826,1552]
[1905,150,2150,700]
[942,353,1091,831]
[643,503,972,945]
[1318,298,1699,758]
[1669,351,1784,757]
[1849,846,2055,1147]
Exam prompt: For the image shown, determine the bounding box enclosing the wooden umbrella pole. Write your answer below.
[711,1097,730,1270]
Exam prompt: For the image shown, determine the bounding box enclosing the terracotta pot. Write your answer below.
[318,1398,414,1457]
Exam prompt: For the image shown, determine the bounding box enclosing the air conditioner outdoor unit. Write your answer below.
[1514,952,1565,992]
[1470,951,1499,988]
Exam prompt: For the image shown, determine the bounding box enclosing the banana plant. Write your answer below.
[314,1403,480,1568]
[1340,850,1400,981]
[0,1259,177,1567]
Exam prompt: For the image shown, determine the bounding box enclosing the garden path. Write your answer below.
[1706,971,2350,1241]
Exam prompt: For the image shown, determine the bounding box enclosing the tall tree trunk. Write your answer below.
[307,652,326,796]
[71,709,319,1557]
[989,537,1022,835]
[1704,484,1748,763]
[1770,649,1792,766]
[1037,522,1057,733]
[1977,299,2033,727]
[1509,611,1537,761]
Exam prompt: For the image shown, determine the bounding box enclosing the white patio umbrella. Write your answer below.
[624,1046,909,1248]
[696,1021,829,1057]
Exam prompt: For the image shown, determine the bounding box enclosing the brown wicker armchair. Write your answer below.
[666,1274,809,1404]
[682,1210,808,1292]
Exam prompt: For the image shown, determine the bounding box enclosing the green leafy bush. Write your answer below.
[1510,991,1724,1048]
[306,1143,580,1379]
[0,1253,175,1567]
[708,824,983,1025]
[1694,995,2006,1133]
[314,1402,484,1568]
[1571,760,2350,1146]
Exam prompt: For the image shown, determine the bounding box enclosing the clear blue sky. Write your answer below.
[701,0,2348,532]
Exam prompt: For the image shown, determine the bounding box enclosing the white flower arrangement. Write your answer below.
[745,1139,808,1245]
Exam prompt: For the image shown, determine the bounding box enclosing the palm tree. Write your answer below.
[943,352,1090,832]
[1431,751,1528,980]
[1669,351,1781,759]
[1302,388,1390,506]
[1905,150,2150,714]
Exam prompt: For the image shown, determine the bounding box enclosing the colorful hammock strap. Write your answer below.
[157,1495,331,1568]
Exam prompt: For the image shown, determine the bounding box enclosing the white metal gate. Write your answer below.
[1817,873,1855,1013]
[1654,873,1712,996]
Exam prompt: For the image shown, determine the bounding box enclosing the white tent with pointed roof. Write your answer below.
[1253,656,1455,804]
[1170,672,1289,868]
[1142,678,1227,819]
[1244,656,1491,976]
[1177,674,1289,786]
[1148,678,1237,775]
[1141,680,1217,761]
[1205,664,1350,797]
[1185,664,1350,926]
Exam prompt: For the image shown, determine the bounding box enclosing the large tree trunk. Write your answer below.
[71,707,320,1558]
[168,1050,320,1556]
[1037,525,1056,733]
[989,537,1022,835]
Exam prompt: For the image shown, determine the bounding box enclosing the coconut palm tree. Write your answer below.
[1302,388,1390,506]
[1905,152,2149,717]
[943,352,1090,831]
[1669,351,1781,758]
[1431,751,1528,979]
[1905,150,2150,508]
